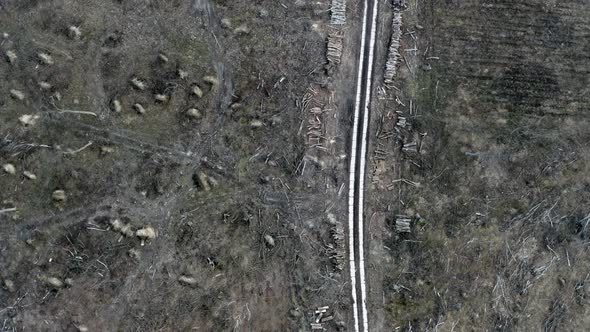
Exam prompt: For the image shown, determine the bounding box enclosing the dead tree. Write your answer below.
[384,12,402,85]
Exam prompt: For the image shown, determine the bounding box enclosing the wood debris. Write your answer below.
[311,306,333,330]
[68,26,82,40]
[111,219,134,237]
[208,176,219,187]
[384,12,402,85]
[389,178,420,189]
[100,146,115,155]
[264,234,275,247]
[395,215,411,233]
[327,213,345,270]
[307,107,323,147]
[178,275,198,286]
[5,50,17,64]
[396,115,407,128]
[136,226,156,240]
[330,0,346,25]
[3,279,15,292]
[130,77,147,90]
[157,53,169,63]
[111,99,123,113]
[19,114,40,126]
[258,8,269,18]
[393,0,408,9]
[326,30,344,65]
[270,115,282,126]
[301,89,314,113]
[38,52,54,65]
[52,190,66,202]
[192,85,204,98]
[128,248,141,260]
[3,163,16,175]
[402,142,417,153]
[23,171,37,180]
[64,141,93,155]
[38,81,52,90]
[186,108,202,119]
[136,226,156,245]
[178,69,189,79]
[133,103,146,114]
[52,91,62,101]
[46,277,64,288]
[10,89,25,101]
[316,306,329,313]
[220,18,232,29]
[154,94,169,103]
[0,207,17,214]
[76,325,89,332]
[203,75,219,86]
[250,119,264,128]
[311,323,323,330]
[233,25,250,35]
[196,171,211,191]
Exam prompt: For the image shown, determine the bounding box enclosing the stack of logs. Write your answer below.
[326,30,344,65]
[384,12,403,85]
[330,0,347,25]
